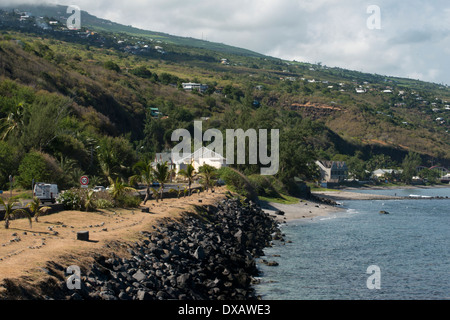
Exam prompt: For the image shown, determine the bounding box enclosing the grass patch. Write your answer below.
[258,193,300,205]
[310,187,340,192]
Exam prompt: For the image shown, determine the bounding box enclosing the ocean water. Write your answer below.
[255,187,450,300]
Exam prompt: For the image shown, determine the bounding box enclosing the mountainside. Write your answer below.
[2,4,266,58]
[0,4,449,193]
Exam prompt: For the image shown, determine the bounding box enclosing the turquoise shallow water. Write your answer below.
[255,187,450,300]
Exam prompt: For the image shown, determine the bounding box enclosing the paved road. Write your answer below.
[0,183,201,210]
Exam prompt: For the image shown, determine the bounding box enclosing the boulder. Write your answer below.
[132,270,146,282]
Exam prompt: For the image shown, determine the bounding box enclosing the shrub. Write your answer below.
[58,189,116,211]
[95,198,115,209]
[114,194,141,208]
[247,174,281,198]
[57,189,82,210]
[103,60,121,72]
[217,167,258,201]
[130,66,152,78]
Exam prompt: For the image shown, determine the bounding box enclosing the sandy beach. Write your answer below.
[261,184,450,223]
[311,190,402,201]
[260,199,343,222]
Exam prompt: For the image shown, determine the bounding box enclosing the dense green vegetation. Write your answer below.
[0,4,449,199]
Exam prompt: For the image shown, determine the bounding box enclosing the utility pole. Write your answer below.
[9,175,13,199]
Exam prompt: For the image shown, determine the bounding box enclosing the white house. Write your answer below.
[182,83,209,93]
[372,169,403,179]
[441,174,450,183]
[166,147,227,176]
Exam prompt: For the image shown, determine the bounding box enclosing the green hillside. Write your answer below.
[0,4,449,195]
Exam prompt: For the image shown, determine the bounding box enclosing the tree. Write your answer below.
[18,93,70,152]
[130,160,154,204]
[418,168,440,184]
[0,198,32,229]
[0,102,25,141]
[402,152,422,184]
[346,153,368,180]
[97,136,135,185]
[109,177,136,201]
[17,152,51,188]
[152,162,170,201]
[26,197,51,222]
[97,146,119,185]
[178,163,197,196]
[103,60,121,72]
[367,154,394,172]
[0,141,18,190]
[277,126,319,194]
[198,164,218,192]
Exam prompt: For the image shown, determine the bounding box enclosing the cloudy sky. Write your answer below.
[4,0,450,85]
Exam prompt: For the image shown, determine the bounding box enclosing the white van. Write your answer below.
[33,183,59,203]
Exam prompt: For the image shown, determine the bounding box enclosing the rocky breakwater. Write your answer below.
[66,198,280,300]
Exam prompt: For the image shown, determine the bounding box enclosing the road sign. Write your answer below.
[80,176,89,187]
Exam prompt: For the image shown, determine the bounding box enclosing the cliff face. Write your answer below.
[0,198,281,300]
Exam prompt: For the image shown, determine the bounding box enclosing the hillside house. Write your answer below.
[441,174,450,183]
[315,161,348,183]
[372,169,403,180]
[182,83,209,93]
[150,107,162,118]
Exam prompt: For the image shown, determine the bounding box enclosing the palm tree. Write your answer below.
[152,162,170,201]
[0,102,25,141]
[58,155,77,174]
[0,198,32,229]
[109,177,136,201]
[97,147,121,185]
[70,168,85,187]
[83,190,96,212]
[178,163,197,196]
[130,160,154,205]
[26,197,51,222]
[88,175,104,188]
[198,164,218,192]
[151,187,160,203]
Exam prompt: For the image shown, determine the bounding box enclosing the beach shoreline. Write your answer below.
[260,199,343,223]
[341,184,450,191]
[261,184,450,223]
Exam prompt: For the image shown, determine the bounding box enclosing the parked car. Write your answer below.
[33,183,59,204]
[92,186,106,192]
